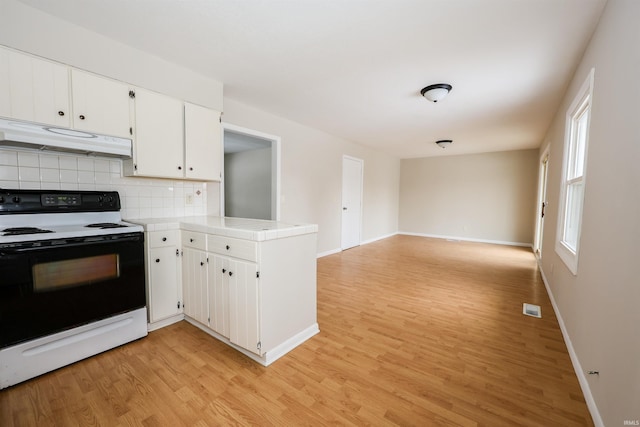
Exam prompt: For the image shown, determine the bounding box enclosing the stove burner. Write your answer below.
[85,223,128,229]
[2,227,54,236]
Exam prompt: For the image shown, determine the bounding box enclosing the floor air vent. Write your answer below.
[522,303,541,318]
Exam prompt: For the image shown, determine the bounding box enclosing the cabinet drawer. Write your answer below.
[147,230,179,248]
[207,235,257,262]
[182,230,206,251]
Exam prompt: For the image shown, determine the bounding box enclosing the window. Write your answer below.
[556,69,594,275]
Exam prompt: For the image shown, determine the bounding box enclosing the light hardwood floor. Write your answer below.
[0,235,594,426]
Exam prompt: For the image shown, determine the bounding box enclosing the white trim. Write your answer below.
[317,248,342,258]
[221,122,282,221]
[555,68,595,275]
[184,317,319,366]
[361,232,398,246]
[534,146,550,257]
[538,265,604,427]
[147,313,184,332]
[399,231,532,248]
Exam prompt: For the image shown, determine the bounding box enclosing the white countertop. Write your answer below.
[127,216,318,241]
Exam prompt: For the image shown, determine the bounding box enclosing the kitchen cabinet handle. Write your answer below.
[162,237,167,241]
[200,261,204,266]
[189,167,194,171]
[222,268,226,273]
[58,111,65,116]
[228,271,233,277]
[190,238,194,242]
[79,114,85,120]
[226,245,230,250]
[155,258,160,263]
[178,166,182,170]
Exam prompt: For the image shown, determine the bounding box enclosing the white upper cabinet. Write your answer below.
[0,46,71,127]
[71,69,132,139]
[126,98,222,181]
[130,87,184,178]
[184,102,222,181]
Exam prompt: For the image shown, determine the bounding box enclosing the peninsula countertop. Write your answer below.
[127,216,318,241]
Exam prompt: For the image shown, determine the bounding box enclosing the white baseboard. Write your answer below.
[398,231,532,248]
[317,248,341,258]
[183,317,319,366]
[538,266,604,427]
[148,313,184,332]
[317,232,399,258]
[361,232,398,246]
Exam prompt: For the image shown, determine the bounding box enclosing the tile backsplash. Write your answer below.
[0,148,214,220]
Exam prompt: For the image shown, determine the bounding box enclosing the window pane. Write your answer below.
[563,181,584,252]
[573,108,589,178]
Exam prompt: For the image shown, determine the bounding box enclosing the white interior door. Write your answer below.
[534,150,549,257]
[341,156,363,250]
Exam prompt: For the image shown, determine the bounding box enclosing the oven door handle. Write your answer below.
[0,233,142,254]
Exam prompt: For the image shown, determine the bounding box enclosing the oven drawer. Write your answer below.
[148,230,179,248]
[207,235,258,262]
[182,230,206,251]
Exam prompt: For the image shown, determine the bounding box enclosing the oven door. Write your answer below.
[0,232,145,349]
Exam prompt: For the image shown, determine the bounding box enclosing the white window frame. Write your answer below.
[555,68,594,275]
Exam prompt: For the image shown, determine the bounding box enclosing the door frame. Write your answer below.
[534,146,550,258]
[221,122,281,221]
[341,155,364,250]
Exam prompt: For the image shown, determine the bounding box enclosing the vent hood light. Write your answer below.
[0,118,132,158]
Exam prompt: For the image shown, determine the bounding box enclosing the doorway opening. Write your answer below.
[222,123,280,221]
[534,148,550,258]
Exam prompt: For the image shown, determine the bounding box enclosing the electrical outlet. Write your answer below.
[185,194,194,205]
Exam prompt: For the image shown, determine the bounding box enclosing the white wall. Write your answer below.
[539,0,640,425]
[222,99,400,255]
[399,149,538,245]
[224,148,272,220]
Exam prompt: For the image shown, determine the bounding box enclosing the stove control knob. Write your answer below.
[12,196,20,203]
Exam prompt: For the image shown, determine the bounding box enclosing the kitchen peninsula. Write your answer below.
[131,216,319,366]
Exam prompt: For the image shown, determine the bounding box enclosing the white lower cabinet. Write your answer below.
[181,232,208,326]
[145,230,182,328]
[209,254,261,355]
[208,255,230,338]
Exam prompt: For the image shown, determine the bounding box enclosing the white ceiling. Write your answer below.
[18,0,607,159]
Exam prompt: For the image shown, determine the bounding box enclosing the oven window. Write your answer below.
[33,254,120,291]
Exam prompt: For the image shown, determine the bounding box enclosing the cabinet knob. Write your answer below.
[200,261,204,266]
[190,238,194,243]
[226,245,230,250]
[178,166,182,170]
[58,111,65,116]
[79,114,85,120]
[155,258,160,263]
[162,237,167,241]
[222,268,226,273]
[189,167,193,171]
[229,271,233,277]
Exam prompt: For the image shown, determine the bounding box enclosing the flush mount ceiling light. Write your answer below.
[435,139,452,148]
[421,83,452,103]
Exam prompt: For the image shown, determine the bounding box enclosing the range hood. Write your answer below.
[0,118,132,158]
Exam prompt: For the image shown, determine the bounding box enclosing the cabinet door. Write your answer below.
[227,258,261,355]
[0,47,70,127]
[184,103,221,181]
[208,254,230,338]
[182,247,208,326]
[132,88,184,178]
[149,246,181,322]
[71,69,131,138]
